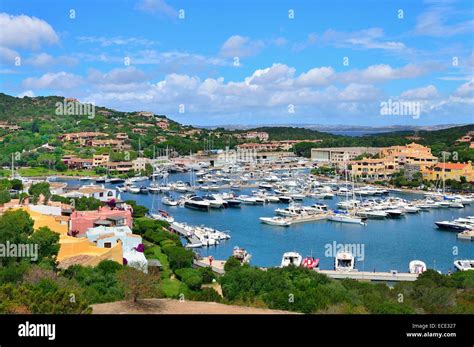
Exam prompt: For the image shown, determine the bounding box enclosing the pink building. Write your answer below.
[70,206,133,237]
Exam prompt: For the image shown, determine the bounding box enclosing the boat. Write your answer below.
[162,196,178,206]
[95,176,107,183]
[301,256,320,270]
[278,196,293,203]
[232,246,251,264]
[328,210,365,225]
[202,194,226,208]
[109,178,125,184]
[226,199,242,207]
[453,259,474,271]
[237,195,258,205]
[356,209,387,219]
[258,182,273,190]
[139,186,148,194]
[334,252,355,271]
[385,209,405,217]
[409,260,427,274]
[280,252,303,267]
[435,221,472,231]
[149,210,174,223]
[259,216,292,226]
[127,185,140,194]
[183,195,211,211]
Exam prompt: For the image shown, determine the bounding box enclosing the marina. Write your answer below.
[49,168,474,274]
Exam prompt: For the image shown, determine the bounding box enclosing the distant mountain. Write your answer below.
[198,123,465,133]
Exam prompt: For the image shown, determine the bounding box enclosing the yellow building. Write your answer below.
[24,208,123,268]
[422,161,474,182]
[380,142,438,170]
[351,158,397,180]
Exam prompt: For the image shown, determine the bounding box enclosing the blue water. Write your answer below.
[59,174,474,273]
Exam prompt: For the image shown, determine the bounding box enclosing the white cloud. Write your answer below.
[0,13,58,50]
[219,35,265,58]
[296,67,334,86]
[136,0,178,17]
[414,4,474,37]
[76,36,158,47]
[17,90,35,98]
[22,71,83,90]
[453,78,474,98]
[25,53,78,67]
[400,85,439,100]
[321,28,406,51]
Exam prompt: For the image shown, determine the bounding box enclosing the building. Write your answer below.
[67,157,94,170]
[23,206,123,269]
[70,206,133,237]
[89,139,126,151]
[116,133,129,141]
[132,157,152,172]
[457,135,472,143]
[156,119,169,130]
[380,142,438,170]
[422,161,474,182]
[61,132,108,144]
[311,147,381,165]
[86,225,147,272]
[62,185,117,202]
[238,131,269,142]
[137,111,154,117]
[93,154,110,167]
[351,158,397,180]
[106,161,133,173]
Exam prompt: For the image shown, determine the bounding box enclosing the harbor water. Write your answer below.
[59,174,474,273]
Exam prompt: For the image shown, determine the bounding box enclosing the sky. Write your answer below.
[0,0,473,126]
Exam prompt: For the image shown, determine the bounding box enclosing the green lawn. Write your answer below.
[146,245,186,298]
[17,167,99,177]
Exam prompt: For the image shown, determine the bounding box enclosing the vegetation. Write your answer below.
[219,261,474,314]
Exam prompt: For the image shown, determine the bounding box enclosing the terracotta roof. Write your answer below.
[434,163,470,170]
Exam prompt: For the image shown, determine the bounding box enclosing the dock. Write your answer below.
[457,229,474,241]
[317,270,419,282]
[193,258,226,275]
[169,223,203,248]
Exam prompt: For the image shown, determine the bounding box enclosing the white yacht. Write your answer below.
[409,260,427,274]
[149,210,175,223]
[162,196,178,206]
[454,259,474,271]
[328,211,365,225]
[259,216,292,226]
[334,252,355,271]
[280,252,303,267]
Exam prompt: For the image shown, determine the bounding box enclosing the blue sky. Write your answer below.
[0,0,473,126]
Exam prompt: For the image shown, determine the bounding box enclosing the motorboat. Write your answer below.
[202,194,226,208]
[278,196,293,203]
[334,252,355,271]
[237,195,258,205]
[148,183,161,194]
[127,185,140,194]
[454,259,474,271]
[281,252,303,267]
[162,196,178,206]
[409,260,427,274]
[149,210,174,223]
[232,246,251,264]
[435,221,472,231]
[258,182,273,190]
[385,209,405,217]
[328,210,365,225]
[184,195,211,211]
[259,216,292,226]
[301,256,320,270]
[139,186,148,194]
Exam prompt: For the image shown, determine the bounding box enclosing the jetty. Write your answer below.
[317,270,419,282]
[193,258,226,275]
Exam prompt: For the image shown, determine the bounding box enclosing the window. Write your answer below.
[104,242,112,248]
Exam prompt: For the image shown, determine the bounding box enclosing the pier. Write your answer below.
[193,258,226,275]
[317,270,419,282]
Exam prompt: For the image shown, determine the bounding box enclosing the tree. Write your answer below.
[0,189,11,205]
[116,266,158,303]
[0,210,35,266]
[54,161,67,172]
[28,182,51,204]
[29,226,60,266]
[125,200,149,218]
[10,179,23,191]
